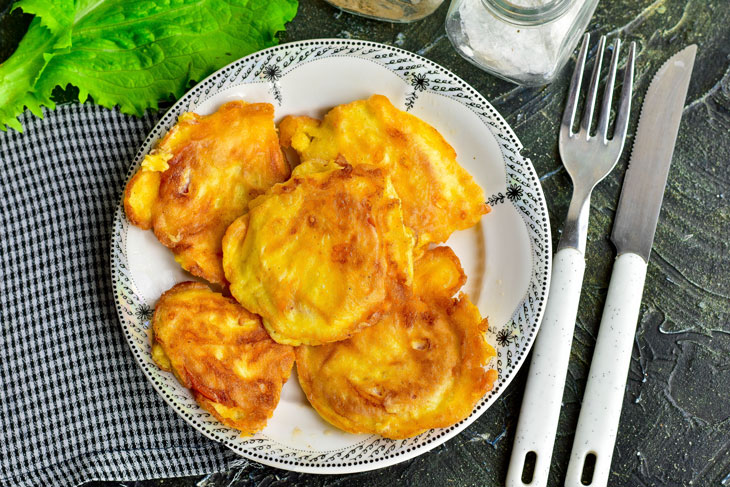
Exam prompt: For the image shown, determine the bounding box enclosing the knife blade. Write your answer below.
[611,44,697,261]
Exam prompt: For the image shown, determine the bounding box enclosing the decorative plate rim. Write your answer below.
[110,38,552,475]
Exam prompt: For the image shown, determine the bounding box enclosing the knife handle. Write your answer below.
[565,252,647,487]
[506,248,585,487]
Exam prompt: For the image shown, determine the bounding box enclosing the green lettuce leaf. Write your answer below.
[0,0,298,131]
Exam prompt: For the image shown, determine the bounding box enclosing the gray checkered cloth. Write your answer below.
[0,104,239,486]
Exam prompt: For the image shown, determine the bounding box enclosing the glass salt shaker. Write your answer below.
[325,0,446,22]
[446,0,600,85]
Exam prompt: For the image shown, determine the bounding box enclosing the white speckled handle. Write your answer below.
[565,252,648,487]
[506,248,586,487]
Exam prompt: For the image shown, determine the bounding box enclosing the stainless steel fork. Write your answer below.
[505,34,636,487]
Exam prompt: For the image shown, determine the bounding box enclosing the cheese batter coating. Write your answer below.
[279,95,489,249]
[222,159,414,346]
[296,247,497,439]
[125,101,290,285]
[151,282,295,434]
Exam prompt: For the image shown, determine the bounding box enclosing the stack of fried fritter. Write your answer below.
[125,95,496,438]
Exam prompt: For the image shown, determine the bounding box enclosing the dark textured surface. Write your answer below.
[3,0,729,486]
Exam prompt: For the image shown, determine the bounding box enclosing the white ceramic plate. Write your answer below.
[111,39,551,474]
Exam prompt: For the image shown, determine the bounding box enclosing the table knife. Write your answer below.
[564,44,697,487]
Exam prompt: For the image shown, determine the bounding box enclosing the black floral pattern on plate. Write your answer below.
[506,183,523,201]
[496,328,518,347]
[488,184,523,206]
[261,64,283,104]
[405,73,431,110]
[263,64,282,82]
[135,303,153,322]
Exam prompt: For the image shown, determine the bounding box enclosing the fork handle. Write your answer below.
[506,248,585,487]
[565,252,647,487]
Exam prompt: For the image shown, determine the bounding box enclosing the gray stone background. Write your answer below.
[3,0,727,485]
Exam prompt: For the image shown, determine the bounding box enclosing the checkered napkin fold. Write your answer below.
[0,105,239,486]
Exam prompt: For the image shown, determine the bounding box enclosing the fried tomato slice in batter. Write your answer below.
[124,101,290,285]
[151,282,295,434]
[279,95,489,250]
[222,159,414,346]
[295,247,497,439]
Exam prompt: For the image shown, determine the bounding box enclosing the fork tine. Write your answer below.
[579,35,606,135]
[597,39,621,141]
[613,41,636,144]
[561,33,590,138]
